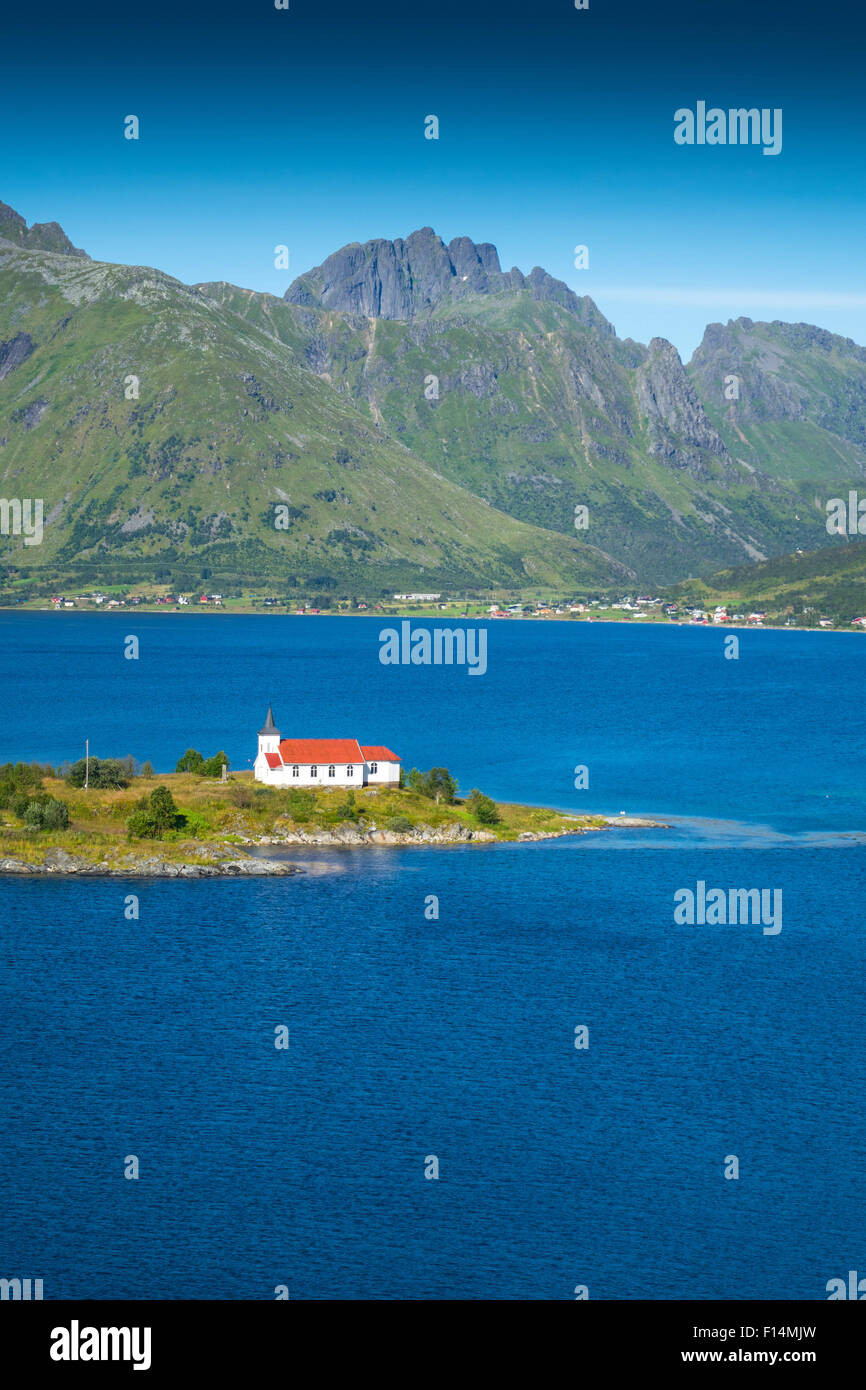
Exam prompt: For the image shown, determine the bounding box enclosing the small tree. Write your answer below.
[176,749,205,774]
[128,786,182,840]
[67,757,128,789]
[202,751,230,778]
[467,789,500,825]
[150,785,180,832]
[23,798,70,831]
[408,767,458,804]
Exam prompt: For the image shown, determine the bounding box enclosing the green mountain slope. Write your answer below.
[5,204,866,598]
[688,317,866,484]
[205,230,864,585]
[668,538,866,623]
[0,231,630,595]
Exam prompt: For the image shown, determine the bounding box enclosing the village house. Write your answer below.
[253,707,401,788]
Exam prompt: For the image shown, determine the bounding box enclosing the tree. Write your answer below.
[0,761,44,808]
[407,766,458,804]
[202,751,229,778]
[128,786,182,840]
[149,785,180,832]
[176,748,205,774]
[67,757,128,789]
[467,789,500,825]
[22,797,70,831]
[41,798,70,830]
[140,761,155,778]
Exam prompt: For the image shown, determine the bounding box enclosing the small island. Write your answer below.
[0,753,662,877]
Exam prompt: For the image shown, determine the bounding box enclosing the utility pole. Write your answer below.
[84,738,89,790]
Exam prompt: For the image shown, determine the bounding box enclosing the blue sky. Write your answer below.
[2,0,864,358]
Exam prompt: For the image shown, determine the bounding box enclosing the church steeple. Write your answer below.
[257,705,281,757]
[259,704,279,738]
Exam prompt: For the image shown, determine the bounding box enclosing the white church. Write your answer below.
[253,706,401,788]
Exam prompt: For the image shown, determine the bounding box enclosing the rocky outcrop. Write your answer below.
[285,226,615,331]
[635,337,734,478]
[0,846,301,877]
[247,821,499,847]
[0,331,35,381]
[0,200,89,258]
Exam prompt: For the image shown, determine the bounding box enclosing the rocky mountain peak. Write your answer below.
[0,200,89,259]
[285,226,613,331]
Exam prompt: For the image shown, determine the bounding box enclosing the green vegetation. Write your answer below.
[67,757,130,789]
[406,766,459,804]
[466,789,501,825]
[0,768,604,869]
[23,797,70,830]
[0,238,618,598]
[175,748,230,777]
[0,762,70,830]
[127,786,183,840]
[667,538,866,626]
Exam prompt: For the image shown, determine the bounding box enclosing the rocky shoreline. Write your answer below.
[0,814,667,876]
[240,813,663,849]
[0,846,302,878]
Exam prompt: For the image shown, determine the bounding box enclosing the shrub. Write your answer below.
[42,798,70,830]
[140,761,155,778]
[334,790,359,822]
[0,761,44,807]
[230,784,255,808]
[466,789,500,825]
[127,786,182,840]
[285,789,315,823]
[22,797,70,831]
[67,757,129,789]
[179,810,209,839]
[150,785,180,831]
[383,814,413,833]
[127,809,159,839]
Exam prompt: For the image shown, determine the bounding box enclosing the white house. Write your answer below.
[253,707,401,788]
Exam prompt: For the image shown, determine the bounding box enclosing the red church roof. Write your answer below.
[277,738,364,764]
[264,751,283,769]
[360,746,400,762]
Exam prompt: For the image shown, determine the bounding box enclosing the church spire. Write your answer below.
[258,705,279,737]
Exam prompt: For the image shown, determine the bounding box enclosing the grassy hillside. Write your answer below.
[204,281,840,585]
[0,769,604,869]
[0,242,627,596]
[5,203,866,598]
[688,317,866,483]
[668,538,866,624]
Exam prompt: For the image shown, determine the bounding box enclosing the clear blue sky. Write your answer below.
[2,0,864,358]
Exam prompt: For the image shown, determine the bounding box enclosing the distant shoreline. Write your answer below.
[0,608,861,635]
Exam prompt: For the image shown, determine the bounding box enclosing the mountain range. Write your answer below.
[1,200,864,599]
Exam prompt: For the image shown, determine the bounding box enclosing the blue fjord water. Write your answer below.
[0,613,864,1300]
